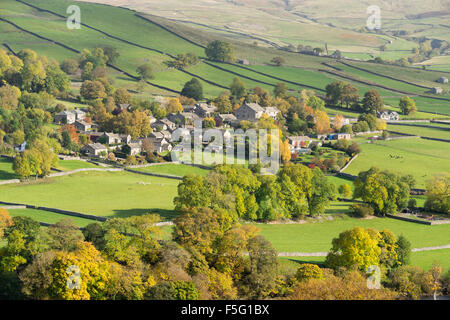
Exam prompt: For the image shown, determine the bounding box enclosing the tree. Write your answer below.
[136,64,154,81]
[213,94,233,113]
[295,263,324,282]
[100,46,120,64]
[46,218,84,251]
[82,223,106,251]
[338,184,353,198]
[174,175,211,211]
[341,84,359,108]
[424,173,449,214]
[289,270,395,300]
[0,84,21,109]
[114,88,131,105]
[80,80,106,100]
[307,95,325,111]
[353,167,410,216]
[273,83,288,98]
[399,96,417,115]
[361,90,384,113]
[230,78,247,101]
[181,78,203,101]
[325,227,381,271]
[202,117,216,128]
[325,81,345,106]
[271,56,285,67]
[166,98,184,114]
[205,41,235,63]
[240,235,279,299]
[396,235,411,266]
[314,110,330,134]
[0,209,14,239]
[281,139,291,164]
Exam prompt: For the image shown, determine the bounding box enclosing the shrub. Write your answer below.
[350,204,374,218]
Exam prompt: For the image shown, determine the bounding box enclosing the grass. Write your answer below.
[7,208,96,228]
[134,164,210,177]
[279,249,450,271]
[0,158,17,180]
[253,217,450,253]
[0,171,179,220]
[56,160,101,171]
[387,124,450,140]
[344,138,450,188]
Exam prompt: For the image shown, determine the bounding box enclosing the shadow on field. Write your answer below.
[285,258,326,267]
[0,170,17,180]
[108,208,178,220]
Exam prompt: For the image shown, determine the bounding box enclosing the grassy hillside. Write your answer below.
[1,0,448,117]
[344,138,450,188]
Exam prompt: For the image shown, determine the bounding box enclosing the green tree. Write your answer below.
[181,78,203,101]
[273,83,288,98]
[240,235,279,299]
[270,56,285,66]
[205,41,235,63]
[338,184,353,198]
[361,90,384,114]
[399,96,417,115]
[230,77,247,101]
[136,64,154,81]
[80,80,106,100]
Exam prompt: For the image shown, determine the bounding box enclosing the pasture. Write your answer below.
[387,124,450,140]
[7,208,95,228]
[0,158,17,181]
[0,171,179,219]
[134,164,210,177]
[56,160,102,171]
[344,138,450,188]
[254,217,450,253]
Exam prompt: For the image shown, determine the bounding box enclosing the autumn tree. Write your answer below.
[166,98,184,114]
[399,96,417,115]
[424,173,449,214]
[114,88,131,105]
[325,227,381,271]
[271,56,285,67]
[80,80,106,101]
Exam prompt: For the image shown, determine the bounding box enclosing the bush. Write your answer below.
[350,204,374,218]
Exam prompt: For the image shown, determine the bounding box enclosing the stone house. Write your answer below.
[151,118,177,132]
[74,120,91,132]
[437,77,448,84]
[81,143,108,157]
[235,103,265,122]
[194,103,217,118]
[431,87,443,94]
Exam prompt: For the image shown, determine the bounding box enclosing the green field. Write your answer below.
[0,158,17,180]
[135,164,210,177]
[344,138,450,188]
[387,124,450,140]
[254,217,450,253]
[280,249,450,271]
[7,208,96,227]
[56,160,101,171]
[0,171,179,219]
[1,0,448,116]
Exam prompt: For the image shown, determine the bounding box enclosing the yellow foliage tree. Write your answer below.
[167,98,183,114]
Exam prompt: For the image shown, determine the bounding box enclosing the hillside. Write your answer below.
[78,0,450,65]
[1,0,449,116]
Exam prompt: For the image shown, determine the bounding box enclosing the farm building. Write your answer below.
[54,109,86,124]
[437,77,448,84]
[431,87,443,94]
[237,59,250,65]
